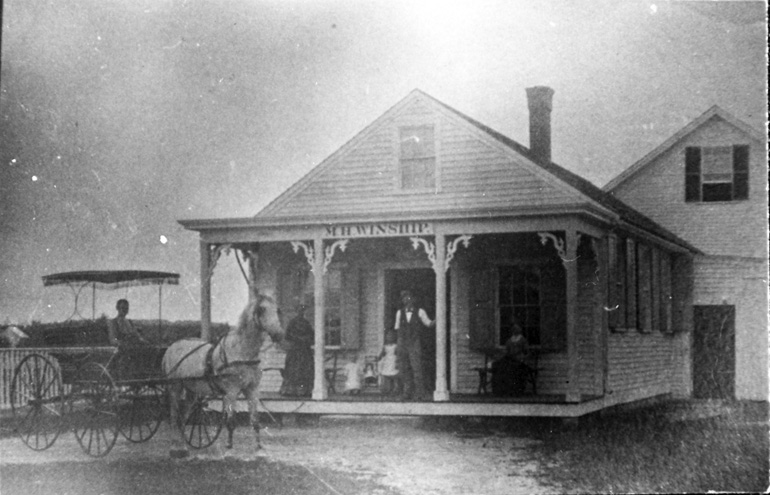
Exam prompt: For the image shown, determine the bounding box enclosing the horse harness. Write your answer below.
[165,335,261,395]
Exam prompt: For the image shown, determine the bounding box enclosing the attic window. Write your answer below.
[685,145,749,202]
[399,125,436,189]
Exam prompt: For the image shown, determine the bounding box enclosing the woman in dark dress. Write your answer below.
[281,304,314,396]
[491,323,530,396]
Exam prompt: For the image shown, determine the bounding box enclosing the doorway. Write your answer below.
[693,305,735,399]
[385,268,452,395]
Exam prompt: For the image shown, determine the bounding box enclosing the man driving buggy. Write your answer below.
[107,299,151,347]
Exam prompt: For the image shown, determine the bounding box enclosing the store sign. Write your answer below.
[324,222,433,238]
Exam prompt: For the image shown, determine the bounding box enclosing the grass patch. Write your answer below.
[529,400,769,493]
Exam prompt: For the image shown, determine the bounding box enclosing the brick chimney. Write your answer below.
[526,86,554,164]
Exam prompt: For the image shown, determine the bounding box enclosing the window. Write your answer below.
[499,265,541,346]
[469,261,565,352]
[399,125,436,189]
[609,236,674,333]
[685,145,749,202]
[279,266,359,348]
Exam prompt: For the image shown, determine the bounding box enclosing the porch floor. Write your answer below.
[257,391,605,418]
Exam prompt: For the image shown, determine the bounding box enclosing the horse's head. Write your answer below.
[251,290,285,344]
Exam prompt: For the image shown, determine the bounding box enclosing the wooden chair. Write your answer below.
[323,351,343,394]
[475,347,540,396]
[264,351,342,395]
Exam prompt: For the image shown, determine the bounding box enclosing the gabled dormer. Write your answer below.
[605,106,767,258]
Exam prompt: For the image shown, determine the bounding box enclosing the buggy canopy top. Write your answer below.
[42,270,180,290]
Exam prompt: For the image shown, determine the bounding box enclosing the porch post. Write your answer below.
[312,237,327,400]
[595,236,609,396]
[434,234,449,401]
[200,240,211,342]
[565,231,580,403]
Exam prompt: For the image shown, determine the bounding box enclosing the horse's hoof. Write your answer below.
[169,449,189,459]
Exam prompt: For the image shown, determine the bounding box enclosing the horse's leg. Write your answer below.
[167,382,189,458]
[223,390,238,449]
[244,385,261,449]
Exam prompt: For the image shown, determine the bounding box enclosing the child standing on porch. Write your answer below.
[377,329,400,396]
[344,355,363,395]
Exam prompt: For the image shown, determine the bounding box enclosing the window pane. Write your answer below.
[703,182,733,202]
[701,146,732,177]
[400,126,435,159]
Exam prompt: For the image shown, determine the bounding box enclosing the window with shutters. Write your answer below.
[278,265,359,348]
[499,265,541,346]
[469,262,565,352]
[399,125,436,190]
[685,145,749,202]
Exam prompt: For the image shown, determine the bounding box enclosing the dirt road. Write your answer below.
[0,415,557,494]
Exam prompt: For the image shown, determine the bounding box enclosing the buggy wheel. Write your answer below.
[118,384,164,443]
[179,396,223,449]
[10,354,65,451]
[71,362,119,457]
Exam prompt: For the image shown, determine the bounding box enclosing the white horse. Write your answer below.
[162,290,284,453]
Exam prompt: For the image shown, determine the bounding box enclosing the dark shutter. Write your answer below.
[468,266,496,352]
[733,145,749,200]
[637,243,651,333]
[607,236,619,331]
[340,268,360,349]
[540,260,567,350]
[685,147,701,202]
[625,238,637,330]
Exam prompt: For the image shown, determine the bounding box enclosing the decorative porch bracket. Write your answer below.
[445,235,472,272]
[207,243,231,282]
[410,237,439,273]
[291,241,316,271]
[538,232,571,265]
[323,239,349,273]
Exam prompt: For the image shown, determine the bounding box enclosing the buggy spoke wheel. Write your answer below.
[10,354,64,451]
[118,384,163,443]
[180,397,223,449]
[71,362,119,457]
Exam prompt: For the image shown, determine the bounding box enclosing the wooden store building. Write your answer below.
[179,87,699,418]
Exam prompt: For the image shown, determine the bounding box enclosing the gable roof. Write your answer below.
[177,89,698,253]
[604,105,766,192]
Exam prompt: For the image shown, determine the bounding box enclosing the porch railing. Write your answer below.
[0,348,71,410]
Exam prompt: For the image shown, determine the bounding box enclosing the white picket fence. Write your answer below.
[0,348,72,410]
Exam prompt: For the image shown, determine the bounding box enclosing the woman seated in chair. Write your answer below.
[491,322,530,397]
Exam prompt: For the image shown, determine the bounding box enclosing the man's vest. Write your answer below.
[398,307,425,346]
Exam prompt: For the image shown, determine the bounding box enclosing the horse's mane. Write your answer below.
[235,297,259,336]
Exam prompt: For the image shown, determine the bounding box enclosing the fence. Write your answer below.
[0,348,73,410]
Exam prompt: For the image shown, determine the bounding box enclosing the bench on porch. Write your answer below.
[474,347,540,396]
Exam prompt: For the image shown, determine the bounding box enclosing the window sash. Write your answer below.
[400,126,436,189]
[685,145,749,202]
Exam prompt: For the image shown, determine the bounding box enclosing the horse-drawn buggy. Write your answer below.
[9,269,284,458]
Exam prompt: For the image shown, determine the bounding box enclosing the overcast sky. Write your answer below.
[0,0,766,326]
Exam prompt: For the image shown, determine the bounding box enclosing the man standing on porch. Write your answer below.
[394,290,435,401]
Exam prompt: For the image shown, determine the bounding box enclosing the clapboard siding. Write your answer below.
[261,95,582,218]
[693,256,768,400]
[607,332,678,395]
[609,118,767,259]
[577,255,600,395]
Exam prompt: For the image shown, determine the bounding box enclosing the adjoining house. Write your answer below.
[179,88,700,418]
[604,105,768,403]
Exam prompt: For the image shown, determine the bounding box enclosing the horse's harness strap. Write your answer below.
[164,342,209,378]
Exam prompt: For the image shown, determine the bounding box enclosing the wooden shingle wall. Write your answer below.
[693,256,768,400]
[609,117,767,259]
[261,96,582,219]
[606,331,678,395]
